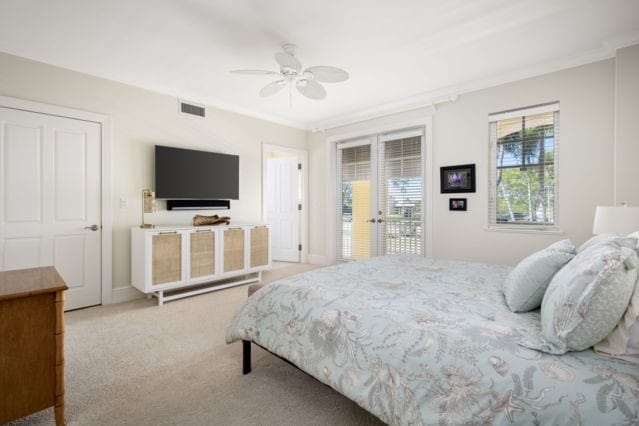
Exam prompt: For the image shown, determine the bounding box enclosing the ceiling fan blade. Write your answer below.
[230,69,281,76]
[304,66,349,83]
[275,52,302,72]
[259,80,287,97]
[296,79,326,100]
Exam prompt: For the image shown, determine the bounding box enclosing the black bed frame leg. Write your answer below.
[243,340,252,375]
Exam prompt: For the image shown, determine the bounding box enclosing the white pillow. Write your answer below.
[596,281,639,363]
[594,231,639,362]
[577,233,636,253]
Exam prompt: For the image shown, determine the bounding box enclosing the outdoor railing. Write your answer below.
[341,215,422,258]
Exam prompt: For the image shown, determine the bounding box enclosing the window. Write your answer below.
[488,103,559,229]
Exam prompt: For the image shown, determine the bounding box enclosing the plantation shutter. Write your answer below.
[488,102,560,228]
[336,140,372,261]
[377,128,423,255]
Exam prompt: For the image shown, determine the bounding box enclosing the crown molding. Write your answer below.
[5,30,638,133]
[93,76,310,130]
[310,41,627,131]
[604,31,639,52]
[0,48,309,130]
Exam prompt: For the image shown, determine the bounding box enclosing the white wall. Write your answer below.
[0,45,634,289]
[309,59,617,265]
[0,52,308,291]
[615,44,639,206]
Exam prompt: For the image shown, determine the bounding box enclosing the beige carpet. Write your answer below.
[11,264,382,425]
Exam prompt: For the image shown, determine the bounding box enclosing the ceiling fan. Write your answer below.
[230,44,349,103]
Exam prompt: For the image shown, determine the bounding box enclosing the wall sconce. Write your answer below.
[141,189,156,229]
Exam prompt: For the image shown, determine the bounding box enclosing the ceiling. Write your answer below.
[1,0,638,130]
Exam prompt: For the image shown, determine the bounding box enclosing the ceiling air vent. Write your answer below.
[179,100,206,118]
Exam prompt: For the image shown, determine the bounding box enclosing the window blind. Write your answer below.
[488,104,559,228]
[378,132,422,255]
[337,143,372,261]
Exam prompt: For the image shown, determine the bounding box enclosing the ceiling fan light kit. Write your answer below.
[231,44,349,103]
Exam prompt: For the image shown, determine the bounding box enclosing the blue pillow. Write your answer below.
[531,241,638,354]
[502,239,576,313]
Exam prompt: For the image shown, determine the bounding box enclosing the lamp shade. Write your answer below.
[593,206,639,235]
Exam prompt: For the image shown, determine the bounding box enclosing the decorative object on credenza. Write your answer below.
[140,189,156,229]
[449,198,467,211]
[592,204,639,235]
[193,214,231,226]
[440,164,476,193]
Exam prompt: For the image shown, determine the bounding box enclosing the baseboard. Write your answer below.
[308,254,331,266]
[111,286,145,304]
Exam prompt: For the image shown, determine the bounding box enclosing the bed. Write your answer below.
[226,255,639,425]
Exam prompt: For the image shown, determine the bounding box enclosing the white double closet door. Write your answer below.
[0,107,102,310]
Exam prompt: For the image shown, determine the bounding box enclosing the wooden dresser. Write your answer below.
[0,267,68,425]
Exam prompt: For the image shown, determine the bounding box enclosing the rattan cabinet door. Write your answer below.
[151,232,183,285]
[250,227,269,268]
[190,230,216,279]
[223,228,245,273]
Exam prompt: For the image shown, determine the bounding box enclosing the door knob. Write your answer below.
[84,224,100,231]
[368,218,376,223]
[377,218,385,223]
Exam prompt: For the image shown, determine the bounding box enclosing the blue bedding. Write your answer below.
[226,255,639,425]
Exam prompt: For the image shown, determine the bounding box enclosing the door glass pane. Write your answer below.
[378,136,422,255]
[337,144,372,260]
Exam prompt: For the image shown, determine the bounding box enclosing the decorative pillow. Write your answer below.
[594,230,639,362]
[629,231,639,252]
[530,241,638,354]
[595,281,639,363]
[577,233,636,253]
[502,239,576,313]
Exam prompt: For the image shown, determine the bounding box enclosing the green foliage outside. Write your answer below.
[496,121,555,224]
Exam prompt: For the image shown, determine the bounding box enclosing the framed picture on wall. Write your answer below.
[440,164,476,193]
[449,198,467,211]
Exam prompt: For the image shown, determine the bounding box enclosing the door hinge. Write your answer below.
[298,163,302,170]
[298,203,302,211]
[298,244,302,251]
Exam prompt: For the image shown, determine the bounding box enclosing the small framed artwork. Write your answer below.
[440,164,476,193]
[449,198,467,211]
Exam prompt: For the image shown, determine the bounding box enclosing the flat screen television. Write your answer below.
[155,145,239,199]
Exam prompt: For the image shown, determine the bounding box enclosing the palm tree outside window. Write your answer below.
[489,103,559,228]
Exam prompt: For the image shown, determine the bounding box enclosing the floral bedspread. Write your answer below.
[226,255,639,425]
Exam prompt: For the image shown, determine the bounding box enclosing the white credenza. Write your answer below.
[131,224,271,305]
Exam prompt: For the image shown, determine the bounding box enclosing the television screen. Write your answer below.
[155,145,239,199]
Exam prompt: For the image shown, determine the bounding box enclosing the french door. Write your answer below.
[336,127,424,261]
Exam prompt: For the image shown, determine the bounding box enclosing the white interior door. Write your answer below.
[266,157,300,262]
[0,107,102,310]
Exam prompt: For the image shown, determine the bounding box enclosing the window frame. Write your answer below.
[487,102,561,232]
